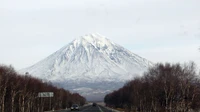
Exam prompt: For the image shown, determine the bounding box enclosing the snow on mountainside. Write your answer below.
[20,33,153,101]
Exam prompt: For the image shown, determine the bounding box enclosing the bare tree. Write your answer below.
[104,62,200,112]
[0,65,86,112]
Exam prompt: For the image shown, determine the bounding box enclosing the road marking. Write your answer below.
[98,105,104,112]
[81,106,92,112]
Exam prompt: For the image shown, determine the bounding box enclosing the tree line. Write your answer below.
[0,65,86,112]
[104,62,200,112]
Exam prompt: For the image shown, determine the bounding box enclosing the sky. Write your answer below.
[0,0,200,70]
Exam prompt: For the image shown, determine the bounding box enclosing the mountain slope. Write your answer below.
[21,33,153,100]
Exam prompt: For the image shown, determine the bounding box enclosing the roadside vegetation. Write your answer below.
[104,62,200,112]
[0,65,86,112]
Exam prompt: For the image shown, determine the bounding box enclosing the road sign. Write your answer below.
[38,92,54,97]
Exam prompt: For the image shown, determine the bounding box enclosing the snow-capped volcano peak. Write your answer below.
[72,33,114,50]
[20,33,153,101]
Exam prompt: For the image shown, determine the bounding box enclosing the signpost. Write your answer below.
[38,92,54,110]
[38,92,54,97]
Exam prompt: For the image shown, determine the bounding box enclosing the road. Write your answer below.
[52,105,113,112]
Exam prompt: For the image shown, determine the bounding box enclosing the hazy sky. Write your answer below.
[0,0,200,70]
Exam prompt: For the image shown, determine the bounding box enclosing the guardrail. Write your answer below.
[104,106,123,112]
[97,103,123,112]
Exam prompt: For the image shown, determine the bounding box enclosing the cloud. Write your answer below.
[0,0,200,69]
[134,44,200,66]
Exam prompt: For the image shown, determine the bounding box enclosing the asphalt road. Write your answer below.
[52,105,113,112]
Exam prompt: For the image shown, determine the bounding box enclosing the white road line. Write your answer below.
[81,106,92,112]
[98,105,104,112]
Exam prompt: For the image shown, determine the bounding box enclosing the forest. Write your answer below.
[104,62,200,112]
[0,65,86,112]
